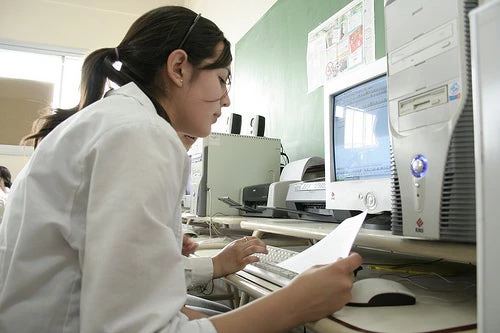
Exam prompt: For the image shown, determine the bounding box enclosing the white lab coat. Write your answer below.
[0,83,217,333]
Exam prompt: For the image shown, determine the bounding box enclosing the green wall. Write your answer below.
[234,0,386,162]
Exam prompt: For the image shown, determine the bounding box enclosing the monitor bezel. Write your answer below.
[323,57,391,213]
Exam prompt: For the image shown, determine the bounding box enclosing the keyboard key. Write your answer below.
[242,245,299,286]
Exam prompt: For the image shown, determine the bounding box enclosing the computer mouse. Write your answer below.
[346,278,416,307]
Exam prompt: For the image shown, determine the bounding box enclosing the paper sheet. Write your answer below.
[277,211,367,274]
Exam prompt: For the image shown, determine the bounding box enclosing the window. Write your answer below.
[0,44,85,109]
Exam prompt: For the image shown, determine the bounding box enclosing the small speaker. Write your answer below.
[227,113,242,134]
[250,115,265,137]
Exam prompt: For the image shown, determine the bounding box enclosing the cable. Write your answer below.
[280,143,289,171]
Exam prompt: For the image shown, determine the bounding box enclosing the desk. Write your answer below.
[226,264,477,333]
[241,219,476,264]
[182,213,310,249]
[232,217,477,333]
[189,216,477,332]
[182,212,267,227]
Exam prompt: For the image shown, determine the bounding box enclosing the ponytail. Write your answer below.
[78,48,119,110]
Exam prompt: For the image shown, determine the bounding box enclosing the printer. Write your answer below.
[282,158,350,223]
[219,157,326,218]
[285,180,341,222]
[239,183,288,218]
[239,157,342,220]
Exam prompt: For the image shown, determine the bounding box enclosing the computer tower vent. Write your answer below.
[390,148,403,235]
[439,104,475,242]
[438,0,477,242]
[439,0,476,242]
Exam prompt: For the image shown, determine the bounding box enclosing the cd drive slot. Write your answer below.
[388,20,457,75]
[399,85,448,116]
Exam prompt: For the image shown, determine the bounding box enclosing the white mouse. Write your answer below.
[347,278,416,307]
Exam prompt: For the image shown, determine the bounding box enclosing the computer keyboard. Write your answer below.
[242,245,299,287]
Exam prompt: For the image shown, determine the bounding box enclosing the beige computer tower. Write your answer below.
[189,132,281,217]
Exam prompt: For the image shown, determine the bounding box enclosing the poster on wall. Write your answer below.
[306,0,375,93]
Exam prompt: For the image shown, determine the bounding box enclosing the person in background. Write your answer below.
[0,6,362,333]
[0,166,11,195]
[0,166,12,222]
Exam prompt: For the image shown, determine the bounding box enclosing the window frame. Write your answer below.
[0,39,87,108]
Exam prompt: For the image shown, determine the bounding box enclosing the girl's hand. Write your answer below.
[212,236,268,278]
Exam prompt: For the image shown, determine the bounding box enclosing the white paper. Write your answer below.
[277,211,367,274]
[306,33,327,93]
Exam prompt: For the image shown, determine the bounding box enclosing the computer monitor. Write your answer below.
[323,57,391,214]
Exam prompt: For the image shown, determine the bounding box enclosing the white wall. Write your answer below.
[187,0,277,46]
[0,0,184,51]
[0,0,276,52]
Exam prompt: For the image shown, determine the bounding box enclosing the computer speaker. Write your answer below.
[227,113,242,134]
[250,115,265,137]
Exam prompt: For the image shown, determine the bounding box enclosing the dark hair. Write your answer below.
[22,6,232,147]
[0,166,12,188]
[22,108,78,148]
[79,6,232,121]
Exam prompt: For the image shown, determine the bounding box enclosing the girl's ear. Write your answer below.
[166,49,189,88]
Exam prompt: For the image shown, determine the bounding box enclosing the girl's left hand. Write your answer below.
[212,236,268,278]
[182,234,199,256]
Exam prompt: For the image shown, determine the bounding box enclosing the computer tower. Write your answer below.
[385,0,478,242]
[189,132,281,217]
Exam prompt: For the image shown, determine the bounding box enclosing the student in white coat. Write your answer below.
[21,86,264,318]
[0,6,362,333]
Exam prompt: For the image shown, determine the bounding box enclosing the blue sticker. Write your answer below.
[450,82,460,95]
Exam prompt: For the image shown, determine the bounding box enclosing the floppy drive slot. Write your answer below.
[399,85,448,116]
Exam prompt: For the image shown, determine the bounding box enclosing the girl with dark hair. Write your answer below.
[0,6,361,333]
[0,165,12,222]
[0,166,11,192]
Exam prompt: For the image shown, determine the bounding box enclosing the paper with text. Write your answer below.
[277,211,367,274]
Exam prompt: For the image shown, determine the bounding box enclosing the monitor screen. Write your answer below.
[333,75,390,182]
[323,57,391,213]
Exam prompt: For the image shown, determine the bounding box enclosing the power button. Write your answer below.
[410,154,428,178]
[364,192,377,210]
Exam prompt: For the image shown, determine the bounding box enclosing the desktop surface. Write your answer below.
[232,247,477,333]
[186,214,477,332]
[334,249,476,333]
